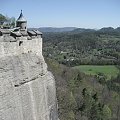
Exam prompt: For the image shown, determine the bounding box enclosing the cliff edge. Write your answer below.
[0,29,58,120]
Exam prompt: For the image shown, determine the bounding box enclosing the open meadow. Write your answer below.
[73,65,119,80]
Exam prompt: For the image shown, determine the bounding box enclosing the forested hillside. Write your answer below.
[46,58,120,120]
[43,29,120,120]
[43,29,120,66]
[0,13,15,28]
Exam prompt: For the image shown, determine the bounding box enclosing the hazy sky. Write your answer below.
[0,0,120,28]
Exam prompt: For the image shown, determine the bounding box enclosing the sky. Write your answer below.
[0,0,120,29]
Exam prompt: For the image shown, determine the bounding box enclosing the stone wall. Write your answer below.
[0,37,42,58]
[0,37,58,120]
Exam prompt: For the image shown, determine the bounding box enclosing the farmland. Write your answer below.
[73,65,119,79]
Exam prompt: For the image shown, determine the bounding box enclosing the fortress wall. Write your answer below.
[0,37,42,58]
[0,36,58,120]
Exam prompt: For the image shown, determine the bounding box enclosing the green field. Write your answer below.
[73,65,119,80]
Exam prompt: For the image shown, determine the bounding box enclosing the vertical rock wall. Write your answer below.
[0,37,58,120]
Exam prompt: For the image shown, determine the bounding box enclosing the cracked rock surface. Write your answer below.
[0,53,58,120]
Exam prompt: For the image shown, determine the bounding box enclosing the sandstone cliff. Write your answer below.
[0,31,58,120]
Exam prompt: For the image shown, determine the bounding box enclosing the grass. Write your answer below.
[73,65,119,80]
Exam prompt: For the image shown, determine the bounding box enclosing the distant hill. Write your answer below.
[29,27,120,33]
[72,27,120,33]
[99,27,115,32]
[29,27,95,33]
[99,27,120,33]
[116,27,120,32]
[35,27,77,32]
[72,28,96,33]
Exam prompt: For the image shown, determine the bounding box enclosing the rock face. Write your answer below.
[0,32,58,120]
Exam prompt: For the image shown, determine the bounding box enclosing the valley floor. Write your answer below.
[73,65,119,80]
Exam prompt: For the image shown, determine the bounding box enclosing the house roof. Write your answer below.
[17,10,27,22]
[11,32,22,37]
[27,30,36,36]
[33,30,42,35]
[20,31,28,36]
[0,29,11,34]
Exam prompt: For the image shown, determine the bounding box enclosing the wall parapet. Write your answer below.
[0,29,43,58]
[0,29,42,41]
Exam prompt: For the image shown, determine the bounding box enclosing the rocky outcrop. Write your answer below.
[0,53,58,120]
[0,10,58,119]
